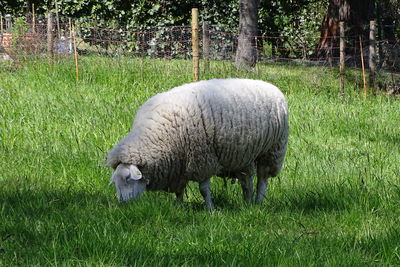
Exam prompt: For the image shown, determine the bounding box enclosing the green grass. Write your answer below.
[1,57,399,266]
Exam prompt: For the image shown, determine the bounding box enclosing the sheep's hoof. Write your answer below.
[174,199,184,207]
[205,202,215,212]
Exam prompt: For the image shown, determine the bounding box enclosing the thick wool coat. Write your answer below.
[106,78,288,194]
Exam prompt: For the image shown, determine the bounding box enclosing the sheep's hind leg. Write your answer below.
[237,169,254,203]
[175,191,184,204]
[256,139,287,204]
[255,166,269,204]
[199,179,214,211]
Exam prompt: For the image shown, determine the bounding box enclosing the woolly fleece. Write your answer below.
[106,78,288,195]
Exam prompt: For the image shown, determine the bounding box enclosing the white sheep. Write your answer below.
[106,78,288,210]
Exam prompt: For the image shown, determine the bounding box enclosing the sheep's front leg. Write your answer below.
[175,191,184,204]
[199,179,214,211]
[238,174,254,203]
[236,164,255,203]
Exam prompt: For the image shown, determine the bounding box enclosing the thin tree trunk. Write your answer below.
[316,0,350,60]
[25,0,31,18]
[369,20,376,88]
[316,0,375,61]
[235,0,259,69]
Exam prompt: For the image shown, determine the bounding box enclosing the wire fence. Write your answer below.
[1,16,399,93]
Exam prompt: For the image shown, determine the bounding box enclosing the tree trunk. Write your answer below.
[235,0,259,69]
[25,0,32,23]
[317,0,350,60]
[377,0,399,70]
[317,0,376,61]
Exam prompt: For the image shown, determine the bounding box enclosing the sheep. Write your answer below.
[106,78,288,210]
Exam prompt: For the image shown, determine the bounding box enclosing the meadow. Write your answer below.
[0,57,399,266]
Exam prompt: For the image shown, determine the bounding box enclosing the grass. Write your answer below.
[0,57,400,266]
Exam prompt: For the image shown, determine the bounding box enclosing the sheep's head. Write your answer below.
[109,164,147,202]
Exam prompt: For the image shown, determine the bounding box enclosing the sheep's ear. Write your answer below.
[128,165,143,181]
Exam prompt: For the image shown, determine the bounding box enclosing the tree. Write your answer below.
[377,0,400,42]
[235,0,258,69]
[258,0,327,59]
[376,0,400,70]
[316,0,399,71]
[316,0,376,60]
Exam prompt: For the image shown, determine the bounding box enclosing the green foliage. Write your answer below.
[0,1,326,32]
[0,0,24,14]
[258,0,328,58]
[0,57,400,265]
[9,17,29,55]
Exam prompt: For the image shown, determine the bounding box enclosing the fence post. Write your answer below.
[55,0,61,39]
[339,21,345,96]
[5,14,12,32]
[359,36,367,97]
[47,12,54,59]
[32,4,35,34]
[191,8,199,82]
[72,24,79,82]
[0,13,3,33]
[369,20,376,89]
[202,21,210,73]
[68,18,73,54]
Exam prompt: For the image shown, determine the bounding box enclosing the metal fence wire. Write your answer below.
[0,17,399,92]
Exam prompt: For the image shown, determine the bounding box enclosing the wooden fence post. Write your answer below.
[68,18,73,53]
[72,24,79,82]
[192,8,199,82]
[339,21,345,96]
[47,12,54,59]
[55,0,61,39]
[32,4,35,34]
[202,21,210,73]
[359,36,367,97]
[1,13,3,33]
[5,14,12,32]
[369,20,376,89]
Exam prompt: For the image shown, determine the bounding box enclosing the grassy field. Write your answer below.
[0,57,399,266]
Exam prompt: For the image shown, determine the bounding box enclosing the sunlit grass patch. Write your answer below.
[0,58,399,265]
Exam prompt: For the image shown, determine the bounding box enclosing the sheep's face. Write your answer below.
[109,164,146,202]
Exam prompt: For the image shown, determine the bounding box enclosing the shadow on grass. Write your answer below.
[1,179,366,220]
[175,181,362,214]
[1,188,114,218]
[123,247,264,266]
[380,132,400,146]
[264,181,369,214]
